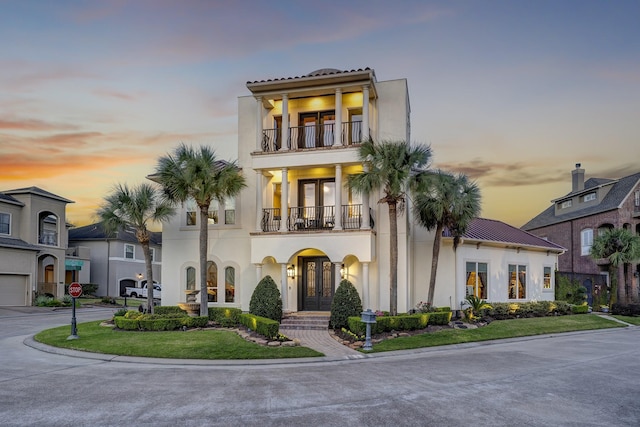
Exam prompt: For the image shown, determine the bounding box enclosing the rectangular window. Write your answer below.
[208,200,219,225]
[465,262,488,299]
[583,193,596,202]
[581,228,593,256]
[508,264,526,299]
[560,200,572,209]
[124,244,135,259]
[186,198,197,226]
[224,198,236,224]
[635,190,640,207]
[543,267,552,290]
[0,213,9,235]
[149,248,155,262]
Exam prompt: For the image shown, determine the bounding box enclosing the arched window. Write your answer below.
[225,267,235,303]
[39,212,58,246]
[207,261,217,302]
[186,267,196,291]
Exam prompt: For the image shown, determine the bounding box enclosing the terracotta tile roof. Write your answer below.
[246,67,373,84]
[444,217,565,252]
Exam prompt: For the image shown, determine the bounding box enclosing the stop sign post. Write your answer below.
[67,282,82,340]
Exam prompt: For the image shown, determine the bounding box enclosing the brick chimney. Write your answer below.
[572,163,585,192]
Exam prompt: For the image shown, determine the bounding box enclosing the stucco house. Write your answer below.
[159,67,564,314]
[523,164,640,303]
[0,187,76,305]
[68,223,162,298]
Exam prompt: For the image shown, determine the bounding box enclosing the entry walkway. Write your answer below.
[279,326,363,358]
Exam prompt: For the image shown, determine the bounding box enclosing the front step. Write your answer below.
[281,313,330,330]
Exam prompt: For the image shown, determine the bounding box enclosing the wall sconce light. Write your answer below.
[136,273,143,280]
[287,265,295,278]
[340,264,346,279]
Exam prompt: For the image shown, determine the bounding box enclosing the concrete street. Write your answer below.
[0,306,639,426]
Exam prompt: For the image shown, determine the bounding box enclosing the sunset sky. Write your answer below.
[1,0,638,228]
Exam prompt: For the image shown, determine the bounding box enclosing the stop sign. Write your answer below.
[69,282,83,298]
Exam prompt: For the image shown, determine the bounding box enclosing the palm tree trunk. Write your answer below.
[389,201,398,316]
[427,223,443,305]
[199,206,209,316]
[141,241,154,314]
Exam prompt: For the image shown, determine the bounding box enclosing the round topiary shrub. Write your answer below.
[249,275,283,321]
[330,279,362,329]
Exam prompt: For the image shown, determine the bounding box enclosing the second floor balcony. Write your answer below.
[261,204,368,232]
[261,121,365,153]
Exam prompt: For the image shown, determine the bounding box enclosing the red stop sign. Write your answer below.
[69,282,83,298]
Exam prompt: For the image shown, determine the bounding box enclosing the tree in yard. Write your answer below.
[590,227,640,306]
[413,170,481,306]
[97,183,175,314]
[347,138,432,315]
[155,144,246,316]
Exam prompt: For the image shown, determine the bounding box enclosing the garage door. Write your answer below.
[0,275,28,306]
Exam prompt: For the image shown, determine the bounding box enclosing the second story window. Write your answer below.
[635,190,640,207]
[0,213,9,235]
[186,199,197,226]
[583,193,596,202]
[124,244,135,259]
[149,248,155,262]
[581,228,593,256]
[224,198,236,225]
[560,200,572,209]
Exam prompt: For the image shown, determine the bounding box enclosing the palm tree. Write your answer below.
[347,138,432,315]
[97,183,175,314]
[590,227,640,306]
[155,144,246,316]
[413,171,481,306]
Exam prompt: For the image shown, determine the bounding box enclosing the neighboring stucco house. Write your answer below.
[0,187,74,305]
[160,67,564,313]
[522,164,640,303]
[68,223,162,298]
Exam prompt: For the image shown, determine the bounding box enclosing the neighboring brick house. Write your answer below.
[522,164,640,303]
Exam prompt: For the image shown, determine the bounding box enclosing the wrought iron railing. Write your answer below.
[260,204,364,232]
[39,231,57,246]
[261,121,366,153]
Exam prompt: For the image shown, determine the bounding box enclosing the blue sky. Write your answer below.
[1,0,638,227]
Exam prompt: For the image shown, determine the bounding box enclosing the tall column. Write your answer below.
[334,164,342,230]
[335,262,342,288]
[255,170,263,231]
[255,96,263,151]
[280,94,289,151]
[362,262,370,309]
[279,168,288,233]
[280,263,289,311]
[255,263,263,284]
[362,164,371,230]
[334,88,342,146]
[362,85,370,140]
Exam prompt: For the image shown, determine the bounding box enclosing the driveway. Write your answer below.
[0,307,639,426]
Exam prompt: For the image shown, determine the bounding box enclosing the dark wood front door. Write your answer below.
[301,257,334,311]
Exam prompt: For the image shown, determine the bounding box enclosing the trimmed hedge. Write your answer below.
[347,313,432,335]
[249,275,283,321]
[428,311,452,325]
[209,307,243,327]
[113,313,208,331]
[571,304,589,314]
[239,313,279,339]
[330,279,362,329]
[611,303,640,316]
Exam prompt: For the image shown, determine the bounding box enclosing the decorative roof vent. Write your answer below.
[306,68,341,77]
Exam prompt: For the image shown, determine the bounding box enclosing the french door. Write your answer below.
[298,111,335,148]
[301,257,335,311]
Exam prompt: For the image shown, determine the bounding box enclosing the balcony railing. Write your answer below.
[261,204,365,232]
[260,121,366,153]
[39,231,57,246]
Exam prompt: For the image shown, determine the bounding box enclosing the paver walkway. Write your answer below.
[279,327,364,358]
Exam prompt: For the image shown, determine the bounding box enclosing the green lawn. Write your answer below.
[34,321,322,359]
[368,314,626,352]
[612,315,640,325]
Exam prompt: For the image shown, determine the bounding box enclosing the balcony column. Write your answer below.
[280,94,289,151]
[335,262,342,288]
[334,164,342,230]
[362,262,370,309]
[255,263,263,284]
[334,88,342,146]
[362,85,370,140]
[279,168,289,233]
[255,170,263,232]
[361,164,371,230]
[255,96,263,151]
[280,263,289,311]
